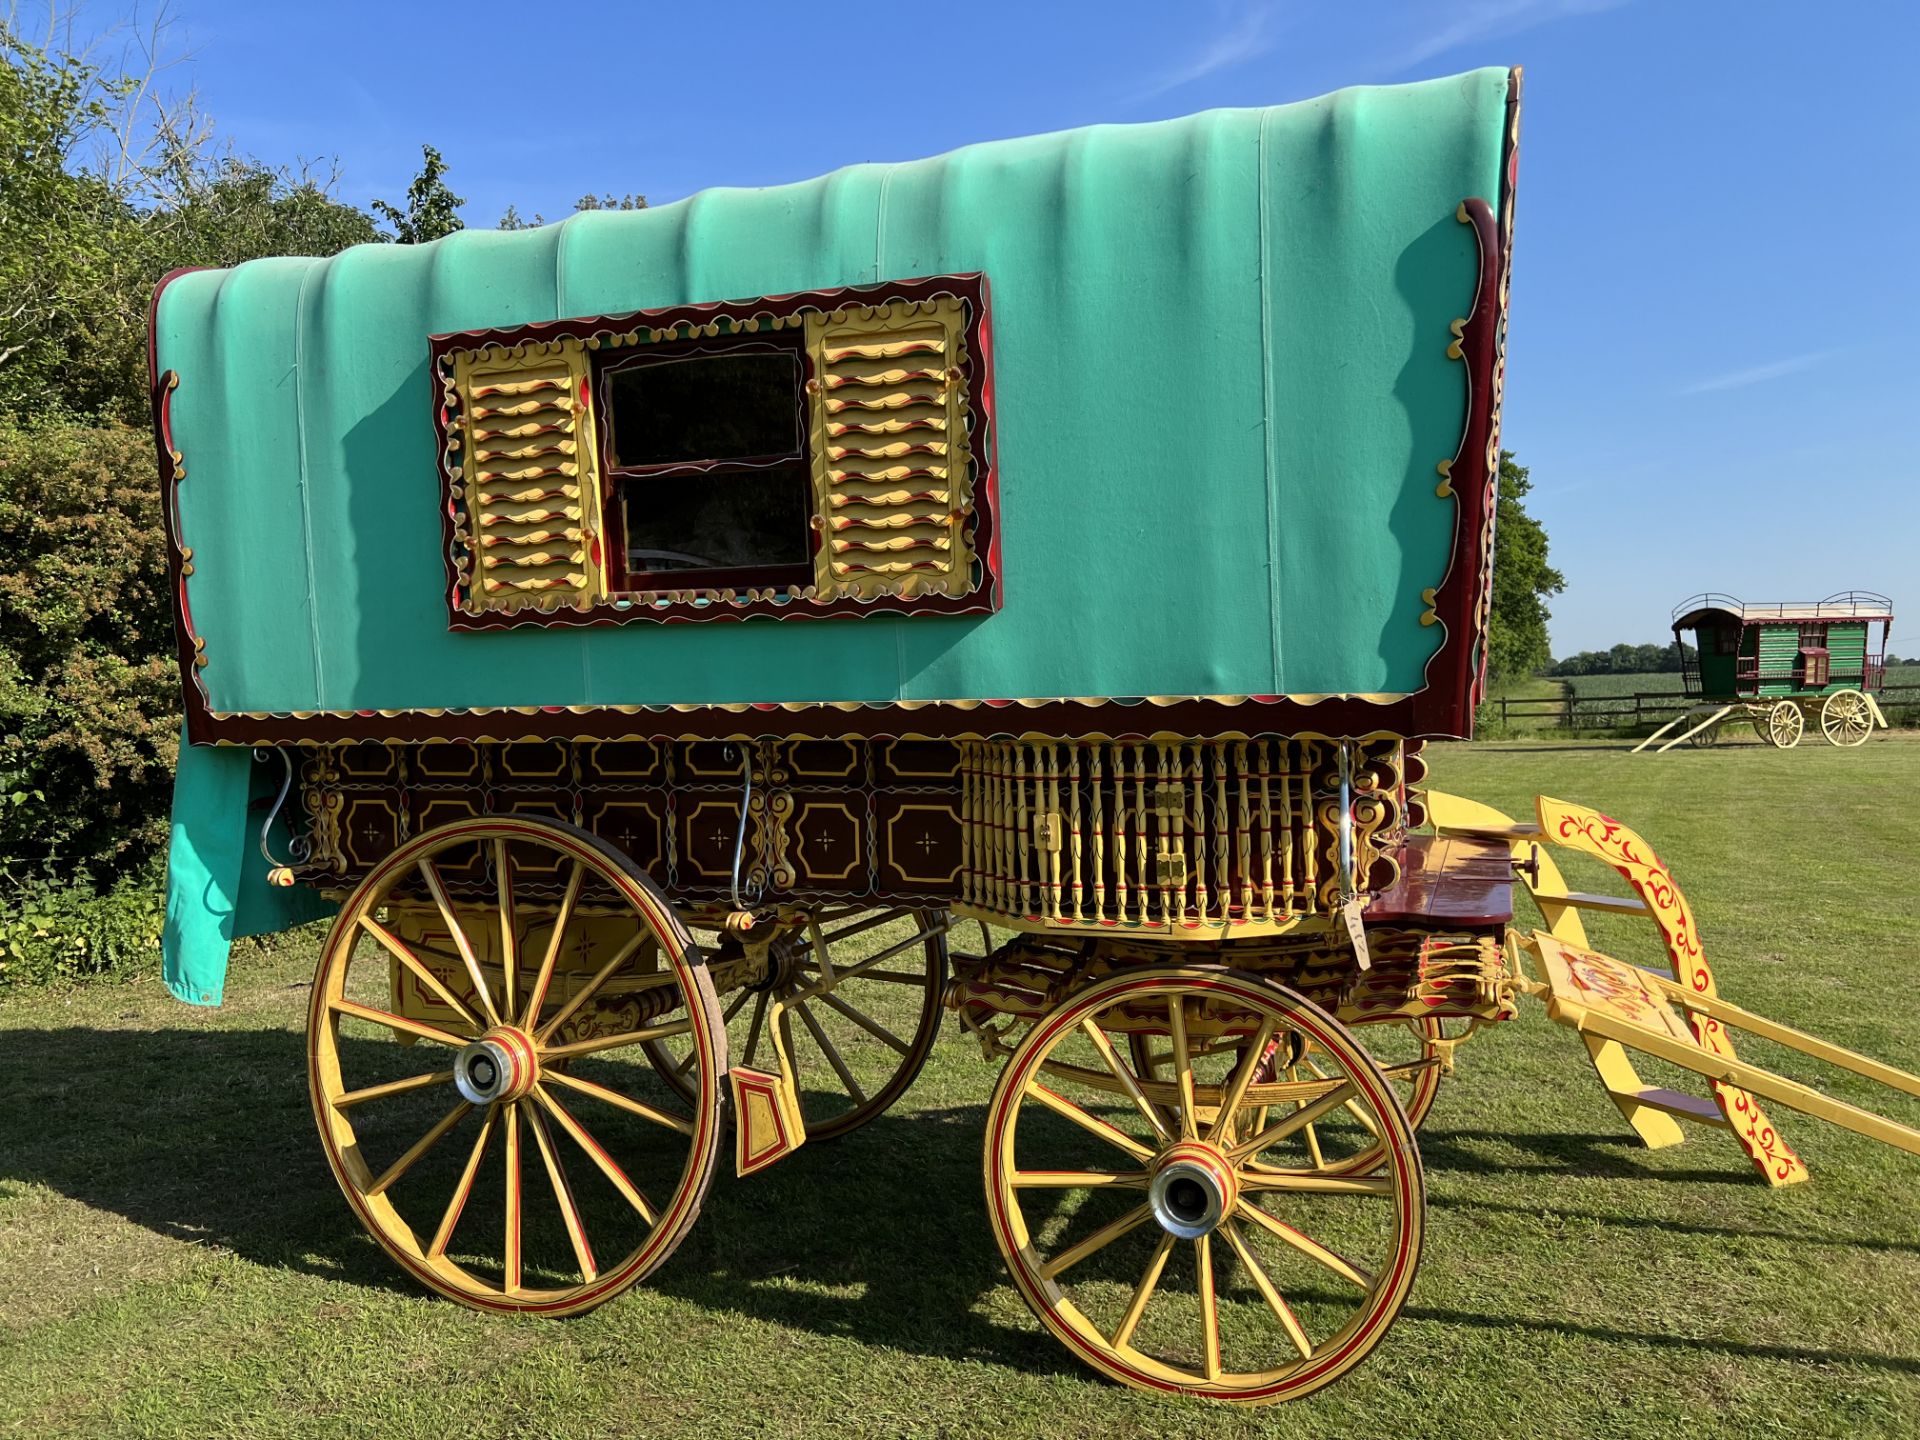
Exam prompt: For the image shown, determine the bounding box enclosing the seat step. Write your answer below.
[1533,889,1651,917]
[1623,1086,1728,1127]
[1438,822,1543,841]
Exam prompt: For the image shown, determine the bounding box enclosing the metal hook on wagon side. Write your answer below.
[252,746,310,886]
[725,742,763,914]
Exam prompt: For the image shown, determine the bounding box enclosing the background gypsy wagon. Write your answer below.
[1637,592,1894,751]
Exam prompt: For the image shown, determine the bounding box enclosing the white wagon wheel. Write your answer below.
[308,816,726,1315]
[1820,689,1875,747]
[1759,700,1804,749]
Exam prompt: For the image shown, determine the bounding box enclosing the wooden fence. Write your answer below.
[1484,683,1920,733]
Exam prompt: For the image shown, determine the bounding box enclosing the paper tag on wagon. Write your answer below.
[1341,896,1372,970]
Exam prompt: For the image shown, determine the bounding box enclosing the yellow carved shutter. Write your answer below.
[447,339,605,616]
[804,297,975,602]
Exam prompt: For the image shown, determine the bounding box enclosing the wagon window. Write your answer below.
[598,341,815,591]
[606,351,800,468]
[1798,623,1831,687]
[433,274,997,626]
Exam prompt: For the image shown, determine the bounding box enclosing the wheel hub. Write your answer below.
[453,1026,539,1106]
[1148,1141,1240,1239]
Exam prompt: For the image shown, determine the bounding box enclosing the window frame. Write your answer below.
[594,331,819,596]
[429,271,1000,630]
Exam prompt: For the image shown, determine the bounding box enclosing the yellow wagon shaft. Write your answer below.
[1429,790,1920,1183]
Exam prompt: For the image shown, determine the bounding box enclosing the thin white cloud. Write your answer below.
[1679,351,1836,396]
[1382,0,1630,75]
[1134,1,1286,101]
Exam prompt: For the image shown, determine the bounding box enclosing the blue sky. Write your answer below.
[122,0,1919,655]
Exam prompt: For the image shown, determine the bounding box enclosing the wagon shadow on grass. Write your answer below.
[6,1024,1920,1380]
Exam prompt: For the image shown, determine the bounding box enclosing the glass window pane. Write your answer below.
[623,464,813,578]
[607,351,799,468]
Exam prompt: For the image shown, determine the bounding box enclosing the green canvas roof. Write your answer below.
[154,67,1514,738]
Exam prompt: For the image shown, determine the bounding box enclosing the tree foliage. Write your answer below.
[1485,450,1564,680]
[499,191,648,231]
[1546,641,1694,677]
[0,9,660,983]
[373,144,466,244]
[0,11,385,922]
[0,22,380,425]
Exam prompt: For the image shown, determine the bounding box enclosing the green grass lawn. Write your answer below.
[4,738,1920,1438]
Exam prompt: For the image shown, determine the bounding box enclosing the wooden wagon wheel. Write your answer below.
[1760,699,1804,749]
[1820,689,1874,747]
[308,816,726,1316]
[985,967,1424,1405]
[1131,1014,1449,1177]
[644,907,949,1142]
[1683,719,1721,748]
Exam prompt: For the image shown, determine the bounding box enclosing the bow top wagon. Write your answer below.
[1636,592,1895,752]
[153,67,1920,1406]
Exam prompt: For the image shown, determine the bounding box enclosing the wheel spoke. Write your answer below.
[721,988,754,1024]
[428,1107,495,1258]
[1196,1231,1222,1382]
[420,859,501,1028]
[1039,1201,1152,1280]
[742,992,769,1071]
[815,989,910,1056]
[526,1101,597,1283]
[1221,1218,1314,1358]
[1288,1069,1329,1169]
[1206,1018,1278,1145]
[1111,1232,1176,1351]
[1235,1199,1375,1287]
[1010,1169,1149,1189]
[519,861,584,1029]
[1025,1081,1155,1163]
[503,1100,523,1293]
[1230,1080,1357,1162]
[1168,995,1198,1140]
[367,1099,471,1196]
[1305,1055,1385,1140]
[817,908,910,946]
[494,839,518,1020]
[532,1085,659,1226]
[331,997,468,1049]
[544,1067,695,1135]
[359,917,481,1032]
[794,997,867,1104]
[802,967,929,987]
[540,1018,692,1063]
[782,920,946,1008]
[807,919,837,986]
[534,928,655,1044]
[334,1069,453,1110]
[1079,1019,1174,1144]
[1238,1172,1392,1197]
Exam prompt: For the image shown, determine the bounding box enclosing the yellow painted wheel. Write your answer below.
[1132,1015,1447,1178]
[308,816,726,1315]
[645,907,949,1142]
[986,968,1423,1405]
[1820,689,1874,747]
[1762,700,1804,749]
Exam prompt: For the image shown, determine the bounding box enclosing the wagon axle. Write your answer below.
[452,1028,539,1107]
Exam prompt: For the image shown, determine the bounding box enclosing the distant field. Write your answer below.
[1561,671,1682,699]
[1563,664,1920,701]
